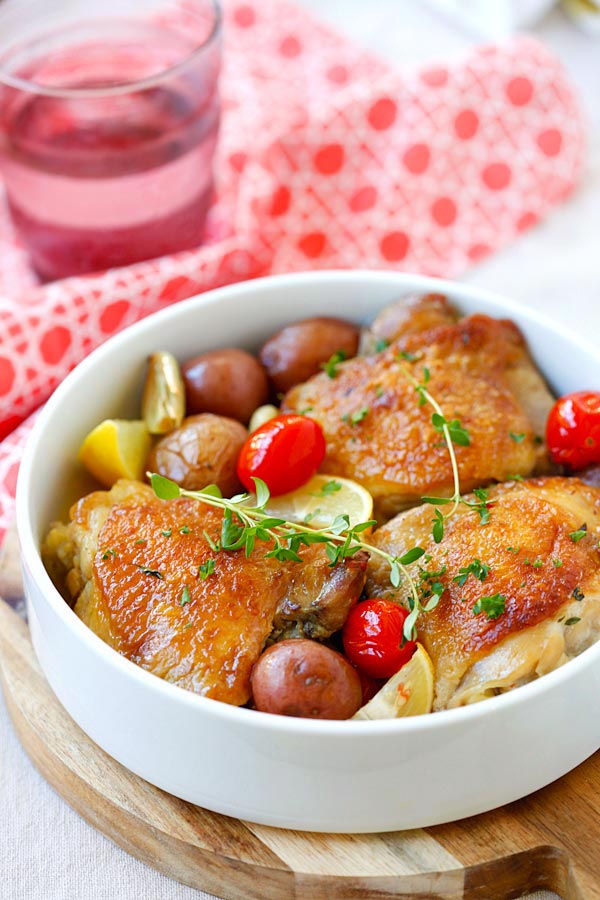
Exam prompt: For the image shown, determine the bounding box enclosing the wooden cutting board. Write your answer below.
[0,533,598,900]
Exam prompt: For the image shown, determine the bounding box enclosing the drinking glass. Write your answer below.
[0,0,221,281]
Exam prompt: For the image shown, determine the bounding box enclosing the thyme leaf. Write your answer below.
[453,559,490,587]
[473,593,506,620]
[321,350,347,378]
[570,525,587,543]
[311,479,342,497]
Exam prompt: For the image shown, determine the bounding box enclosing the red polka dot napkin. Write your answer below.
[0,0,585,543]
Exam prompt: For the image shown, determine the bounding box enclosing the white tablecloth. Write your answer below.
[2,1,598,897]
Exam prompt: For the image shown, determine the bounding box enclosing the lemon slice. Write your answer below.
[264,474,374,530]
[353,644,434,720]
[78,419,152,488]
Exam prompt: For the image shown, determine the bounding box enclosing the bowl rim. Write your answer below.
[17,268,600,737]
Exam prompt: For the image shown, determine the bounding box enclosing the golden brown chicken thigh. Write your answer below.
[43,480,367,706]
[366,476,600,710]
[284,295,555,520]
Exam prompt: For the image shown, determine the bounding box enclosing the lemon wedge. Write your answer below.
[353,644,434,720]
[264,474,374,530]
[78,419,152,488]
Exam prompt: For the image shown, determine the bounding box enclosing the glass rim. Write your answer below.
[0,0,221,98]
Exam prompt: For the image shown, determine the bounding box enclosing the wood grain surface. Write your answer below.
[0,542,598,900]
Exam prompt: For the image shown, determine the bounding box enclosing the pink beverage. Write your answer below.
[0,4,221,281]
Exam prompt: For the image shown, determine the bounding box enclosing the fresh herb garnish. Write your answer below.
[467,488,492,524]
[375,338,389,353]
[415,367,431,407]
[507,546,520,554]
[509,431,526,443]
[198,559,216,580]
[203,530,220,553]
[179,525,191,535]
[432,509,444,544]
[135,538,147,545]
[180,585,191,606]
[472,593,506,620]
[312,480,342,497]
[417,566,447,603]
[161,530,172,538]
[342,406,369,426]
[397,362,466,527]
[395,360,496,552]
[303,509,322,524]
[553,559,563,567]
[532,560,543,569]
[101,548,116,560]
[507,473,524,482]
[396,350,418,362]
[432,413,471,447]
[375,385,384,398]
[453,559,490,587]
[565,617,581,626]
[570,525,587,543]
[321,350,347,379]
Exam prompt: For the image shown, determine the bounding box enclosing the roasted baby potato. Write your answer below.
[250,639,362,719]
[147,413,248,496]
[259,317,360,394]
[182,348,269,424]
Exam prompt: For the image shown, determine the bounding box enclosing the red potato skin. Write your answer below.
[250,639,362,720]
[259,317,360,395]
[182,348,269,424]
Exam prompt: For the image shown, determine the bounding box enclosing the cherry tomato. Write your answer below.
[342,599,417,679]
[237,414,326,496]
[546,391,600,470]
[353,665,384,705]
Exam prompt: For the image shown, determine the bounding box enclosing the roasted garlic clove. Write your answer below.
[249,403,279,433]
[142,351,186,434]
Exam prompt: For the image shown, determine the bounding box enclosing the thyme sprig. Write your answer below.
[398,361,495,536]
[148,471,433,640]
[398,363,465,529]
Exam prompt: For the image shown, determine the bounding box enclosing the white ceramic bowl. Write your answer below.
[16,271,600,833]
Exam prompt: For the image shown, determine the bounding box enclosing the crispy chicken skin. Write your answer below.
[283,295,555,520]
[43,480,367,706]
[359,293,459,354]
[366,476,600,710]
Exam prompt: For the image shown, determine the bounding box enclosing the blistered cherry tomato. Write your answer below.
[237,414,326,496]
[353,665,384,705]
[342,599,417,679]
[546,391,600,470]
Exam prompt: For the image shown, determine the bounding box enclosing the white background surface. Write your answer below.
[1,1,598,897]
